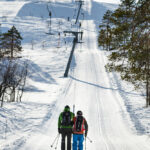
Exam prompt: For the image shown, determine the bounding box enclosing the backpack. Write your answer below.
[61,111,71,126]
[75,116,84,132]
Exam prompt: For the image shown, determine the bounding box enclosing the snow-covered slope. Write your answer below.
[0,0,150,150]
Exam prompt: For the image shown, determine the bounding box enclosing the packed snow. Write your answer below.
[0,0,150,150]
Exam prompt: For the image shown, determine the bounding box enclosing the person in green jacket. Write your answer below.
[58,105,74,150]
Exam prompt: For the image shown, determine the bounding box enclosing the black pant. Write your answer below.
[61,128,72,150]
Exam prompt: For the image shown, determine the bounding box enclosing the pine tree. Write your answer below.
[99,0,150,106]
[0,26,23,58]
[98,10,113,51]
[105,0,136,73]
[129,0,150,106]
[98,0,136,50]
[98,29,106,49]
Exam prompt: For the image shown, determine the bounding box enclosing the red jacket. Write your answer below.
[73,116,88,135]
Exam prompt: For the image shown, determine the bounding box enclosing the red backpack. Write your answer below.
[73,116,85,134]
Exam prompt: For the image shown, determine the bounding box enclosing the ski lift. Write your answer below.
[57,32,61,49]
[64,37,67,51]
[46,5,54,35]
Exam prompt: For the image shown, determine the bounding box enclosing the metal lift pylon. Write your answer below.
[64,31,83,77]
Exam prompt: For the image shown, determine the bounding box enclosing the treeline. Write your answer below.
[0,25,27,107]
[98,0,150,106]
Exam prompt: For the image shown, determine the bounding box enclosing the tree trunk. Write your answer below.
[146,80,149,107]
[106,25,109,51]
[0,86,6,107]
[0,92,3,107]
[1,93,4,107]
[10,87,15,102]
[11,37,14,58]
[148,84,150,106]
[146,65,150,107]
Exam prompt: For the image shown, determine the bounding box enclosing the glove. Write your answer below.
[85,132,87,137]
[58,128,61,134]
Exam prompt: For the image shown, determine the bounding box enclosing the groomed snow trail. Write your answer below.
[19,0,150,150]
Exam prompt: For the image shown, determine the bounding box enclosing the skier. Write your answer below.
[72,110,88,150]
[58,105,75,150]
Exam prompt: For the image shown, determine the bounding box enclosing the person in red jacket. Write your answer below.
[72,110,88,150]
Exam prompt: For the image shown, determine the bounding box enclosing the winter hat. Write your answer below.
[77,110,83,116]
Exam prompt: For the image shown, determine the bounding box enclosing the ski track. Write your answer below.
[20,0,150,149]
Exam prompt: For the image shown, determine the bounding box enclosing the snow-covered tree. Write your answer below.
[99,0,150,106]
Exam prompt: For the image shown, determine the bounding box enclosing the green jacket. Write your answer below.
[58,108,74,129]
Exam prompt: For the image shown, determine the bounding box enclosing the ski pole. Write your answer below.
[85,137,86,150]
[51,134,59,148]
[73,104,75,114]
[54,134,60,150]
[87,136,93,143]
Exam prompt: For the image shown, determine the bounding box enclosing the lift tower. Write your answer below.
[64,31,83,77]
[75,0,84,24]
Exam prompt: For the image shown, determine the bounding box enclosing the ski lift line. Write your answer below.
[72,0,81,21]
[64,38,74,48]
[47,2,57,18]
[50,5,57,18]
[72,9,77,19]
[65,38,74,45]
[75,1,84,24]
[72,2,78,19]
